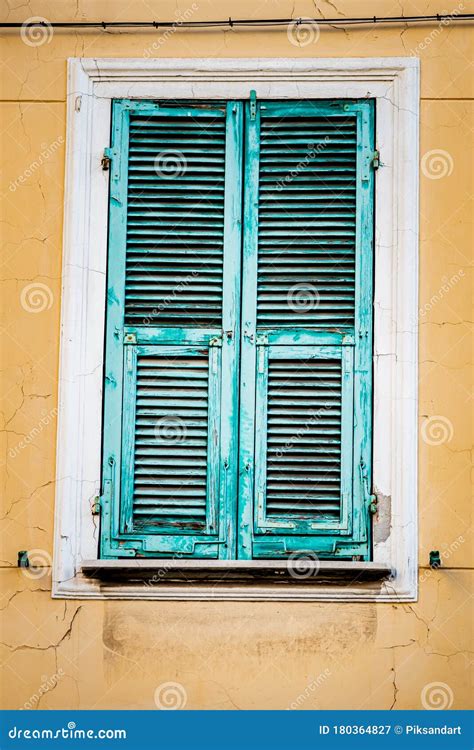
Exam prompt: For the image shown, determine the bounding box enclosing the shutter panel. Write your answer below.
[239,100,374,559]
[125,109,226,328]
[257,112,357,329]
[257,347,353,525]
[101,100,242,558]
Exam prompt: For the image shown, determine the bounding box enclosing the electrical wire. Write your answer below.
[1,13,474,30]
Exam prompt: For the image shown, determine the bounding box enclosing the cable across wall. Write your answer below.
[1,13,474,31]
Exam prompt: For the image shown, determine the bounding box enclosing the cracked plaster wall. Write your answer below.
[0,0,473,711]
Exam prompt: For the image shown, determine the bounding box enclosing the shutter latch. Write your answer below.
[249,90,257,121]
[362,149,380,181]
[102,146,120,182]
[101,147,113,171]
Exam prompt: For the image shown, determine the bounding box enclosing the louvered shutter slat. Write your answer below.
[257,113,357,330]
[125,110,227,328]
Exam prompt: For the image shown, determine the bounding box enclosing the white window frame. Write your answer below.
[53,57,419,601]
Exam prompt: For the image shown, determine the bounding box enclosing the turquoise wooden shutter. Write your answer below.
[238,100,374,559]
[101,99,243,558]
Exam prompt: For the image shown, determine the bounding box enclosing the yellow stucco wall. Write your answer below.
[1,0,473,711]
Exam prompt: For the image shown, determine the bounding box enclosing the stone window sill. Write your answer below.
[82,559,393,586]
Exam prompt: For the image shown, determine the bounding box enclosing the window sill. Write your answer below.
[81,559,393,586]
[51,559,400,601]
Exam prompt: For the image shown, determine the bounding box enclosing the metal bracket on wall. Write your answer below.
[17,550,29,568]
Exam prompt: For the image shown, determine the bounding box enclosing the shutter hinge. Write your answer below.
[97,477,113,517]
[92,495,101,515]
[372,149,380,170]
[368,494,378,514]
[249,90,257,121]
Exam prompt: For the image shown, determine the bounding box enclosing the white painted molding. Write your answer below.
[53,57,419,601]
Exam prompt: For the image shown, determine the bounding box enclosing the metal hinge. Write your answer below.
[372,149,380,170]
[368,494,378,514]
[92,496,101,515]
[249,90,257,121]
